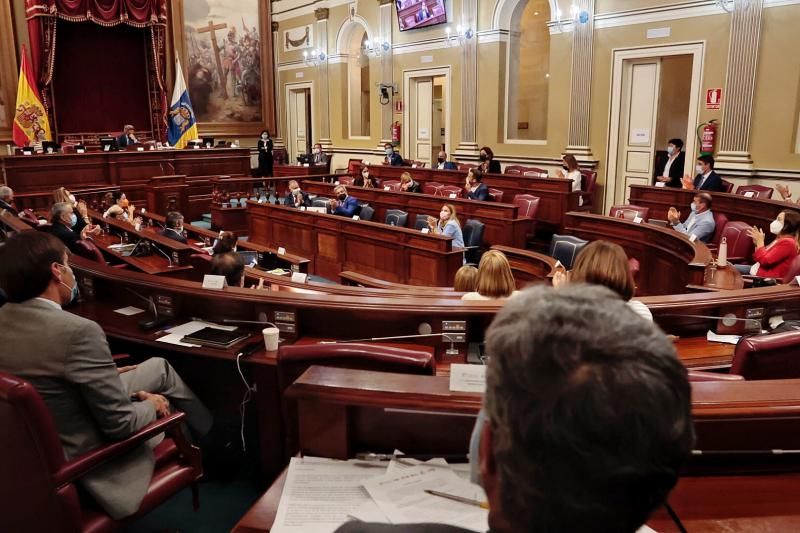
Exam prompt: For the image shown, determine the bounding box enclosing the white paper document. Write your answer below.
[155,333,201,348]
[449,364,487,393]
[113,306,145,316]
[271,457,387,533]
[362,465,488,531]
[707,330,742,345]
[165,320,236,336]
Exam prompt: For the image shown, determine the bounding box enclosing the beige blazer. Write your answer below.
[0,299,156,519]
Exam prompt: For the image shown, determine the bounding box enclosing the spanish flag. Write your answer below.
[13,45,52,147]
[167,58,198,149]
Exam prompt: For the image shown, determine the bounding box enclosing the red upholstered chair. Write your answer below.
[488,188,504,203]
[707,212,729,251]
[422,182,445,195]
[405,160,426,168]
[730,331,800,380]
[781,256,800,284]
[188,253,213,280]
[19,209,42,228]
[720,179,735,193]
[382,180,402,192]
[609,204,650,222]
[457,163,478,171]
[337,175,355,186]
[718,221,754,263]
[439,185,463,199]
[513,194,540,219]
[579,170,598,209]
[523,169,549,178]
[687,370,744,381]
[277,343,436,457]
[504,167,522,175]
[73,239,106,264]
[0,371,202,533]
[736,184,773,199]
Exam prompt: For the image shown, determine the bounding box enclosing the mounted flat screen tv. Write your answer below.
[396,0,447,32]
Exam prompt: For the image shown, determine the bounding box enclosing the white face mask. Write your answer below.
[695,164,704,174]
[666,146,675,155]
[440,209,449,221]
[770,219,783,235]
[313,148,321,154]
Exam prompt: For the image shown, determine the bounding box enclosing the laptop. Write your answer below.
[237,250,259,267]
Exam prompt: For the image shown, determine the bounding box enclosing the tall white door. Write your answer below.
[409,77,433,166]
[613,59,661,206]
[287,87,311,162]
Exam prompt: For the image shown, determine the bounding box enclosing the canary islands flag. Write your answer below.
[167,58,198,149]
[13,45,52,147]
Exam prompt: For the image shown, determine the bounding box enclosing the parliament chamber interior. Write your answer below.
[2,0,800,532]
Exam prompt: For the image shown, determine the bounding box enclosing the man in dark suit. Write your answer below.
[310,142,329,166]
[44,202,100,253]
[384,143,404,166]
[117,124,139,148]
[0,185,17,213]
[682,154,725,192]
[330,185,359,217]
[464,168,490,201]
[336,285,693,532]
[0,231,213,519]
[435,150,457,170]
[654,138,686,188]
[284,180,311,208]
[160,211,188,244]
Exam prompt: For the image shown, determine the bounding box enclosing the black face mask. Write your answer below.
[338,194,346,201]
[479,154,487,162]
[437,157,445,163]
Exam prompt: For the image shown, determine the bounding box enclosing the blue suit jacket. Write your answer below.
[386,152,404,166]
[333,195,359,217]
[467,182,490,202]
[437,161,457,170]
[693,171,725,192]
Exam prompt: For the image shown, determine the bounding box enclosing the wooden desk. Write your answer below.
[274,164,330,177]
[247,201,464,286]
[90,232,193,276]
[303,181,530,248]
[0,148,251,206]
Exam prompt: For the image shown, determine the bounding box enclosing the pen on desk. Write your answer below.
[356,452,469,463]
[424,490,489,509]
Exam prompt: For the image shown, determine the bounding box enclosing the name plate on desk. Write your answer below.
[291,272,308,283]
[421,228,430,234]
[689,234,698,242]
[449,364,486,393]
[352,215,360,221]
[137,146,144,152]
[655,182,666,188]
[449,193,457,199]
[633,216,643,224]
[202,275,227,290]
[76,149,85,154]
[744,191,755,198]
[277,247,286,255]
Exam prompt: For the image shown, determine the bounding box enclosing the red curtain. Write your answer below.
[25,0,167,140]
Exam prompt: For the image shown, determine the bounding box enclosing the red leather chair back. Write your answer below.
[720,179,735,193]
[736,184,773,199]
[782,255,800,284]
[338,175,355,186]
[580,170,598,207]
[347,159,362,175]
[730,331,800,380]
[382,180,402,191]
[711,212,729,246]
[457,163,478,171]
[422,182,444,195]
[19,209,41,228]
[513,194,541,219]
[488,188,504,203]
[504,165,548,178]
[504,167,522,175]
[439,185,462,199]
[0,372,83,532]
[609,204,650,222]
[406,160,426,168]
[74,239,106,264]
[523,169,549,178]
[719,221,754,262]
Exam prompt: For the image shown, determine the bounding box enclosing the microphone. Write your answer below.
[660,313,762,330]
[319,332,460,355]
[124,287,170,330]
[150,242,174,268]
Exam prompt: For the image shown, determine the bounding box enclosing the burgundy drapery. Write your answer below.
[25,0,168,140]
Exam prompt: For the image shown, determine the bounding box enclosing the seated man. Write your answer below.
[464,168,489,201]
[0,232,213,520]
[310,142,329,166]
[160,211,187,243]
[338,284,693,532]
[45,202,101,253]
[0,185,17,214]
[117,124,139,148]
[284,180,310,208]
[681,154,725,192]
[667,192,716,243]
[383,143,404,166]
[435,150,457,170]
[329,185,359,217]
[211,251,245,287]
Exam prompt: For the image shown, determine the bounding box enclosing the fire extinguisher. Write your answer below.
[697,119,718,156]
[391,121,401,145]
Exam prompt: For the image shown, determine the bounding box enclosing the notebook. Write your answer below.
[181,327,249,348]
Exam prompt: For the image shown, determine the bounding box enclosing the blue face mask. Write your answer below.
[469,409,487,487]
[59,264,79,306]
[385,148,393,156]
[70,213,78,227]
[690,202,698,213]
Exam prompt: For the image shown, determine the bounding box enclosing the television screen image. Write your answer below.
[396,0,447,32]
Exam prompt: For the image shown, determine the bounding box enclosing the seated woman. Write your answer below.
[735,210,800,280]
[399,172,420,193]
[479,146,501,174]
[453,265,478,292]
[553,240,652,321]
[103,191,136,221]
[558,154,583,206]
[427,204,464,248]
[211,231,238,255]
[354,166,379,189]
[461,250,518,301]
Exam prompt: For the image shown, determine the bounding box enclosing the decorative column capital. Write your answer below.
[271,21,279,33]
[314,8,329,21]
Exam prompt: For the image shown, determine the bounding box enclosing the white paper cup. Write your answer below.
[263,327,280,351]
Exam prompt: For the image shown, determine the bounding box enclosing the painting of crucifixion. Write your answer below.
[183,0,262,123]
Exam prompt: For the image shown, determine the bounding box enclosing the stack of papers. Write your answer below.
[271,456,488,533]
[155,320,237,348]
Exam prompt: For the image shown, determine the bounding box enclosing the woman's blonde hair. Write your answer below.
[454,265,479,292]
[440,204,460,228]
[400,172,412,183]
[52,187,72,204]
[476,250,516,298]
[569,240,635,301]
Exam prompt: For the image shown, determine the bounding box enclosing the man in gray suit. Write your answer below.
[337,285,693,532]
[0,231,212,520]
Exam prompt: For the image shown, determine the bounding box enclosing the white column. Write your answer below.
[564,0,595,162]
[715,0,764,171]
[315,8,332,149]
[271,21,286,150]
[454,0,479,157]
[378,0,394,147]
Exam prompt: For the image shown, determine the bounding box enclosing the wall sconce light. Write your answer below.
[303,49,327,67]
[715,0,735,12]
[445,24,474,47]
[554,4,591,32]
[363,37,391,57]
